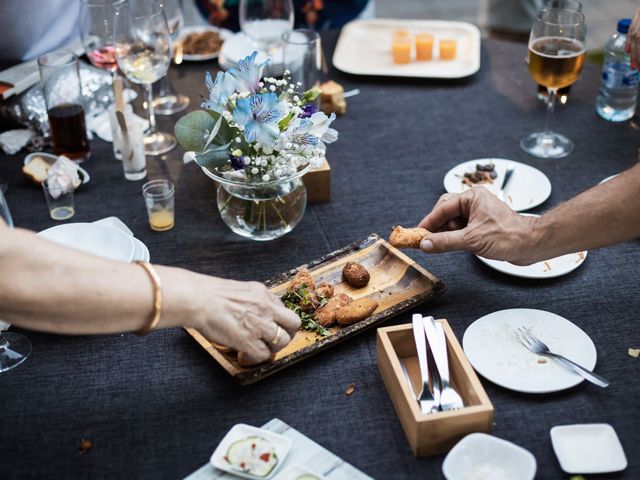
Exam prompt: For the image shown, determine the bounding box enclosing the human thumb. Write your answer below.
[420,230,467,253]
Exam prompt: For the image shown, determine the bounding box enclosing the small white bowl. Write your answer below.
[550,424,627,474]
[211,424,291,480]
[24,152,90,185]
[38,223,135,262]
[442,433,537,480]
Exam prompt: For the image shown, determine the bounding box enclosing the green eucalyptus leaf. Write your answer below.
[194,141,233,170]
[174,110,233,152]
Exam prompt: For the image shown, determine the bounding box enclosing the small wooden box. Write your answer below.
[376,321,494,457]
[303,158,331,204]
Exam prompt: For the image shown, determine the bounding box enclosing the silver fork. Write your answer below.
[423,316,464,411]
[498,165,515,203]
[515,327,609,388]
[412,314,438,414]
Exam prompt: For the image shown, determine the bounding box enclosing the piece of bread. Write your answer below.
[315,293,352,327]
[320,80,346,116]
[342,262,370,288]
[389,226,432,249]
[335,298,379,326]
[22,156,52,184]
[289,267,316,292]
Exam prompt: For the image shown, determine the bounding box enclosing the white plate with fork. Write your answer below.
[463,309,597,394]
[443,158,551,212]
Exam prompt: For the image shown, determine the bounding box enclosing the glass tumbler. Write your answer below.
[282,29,321,92]
[38,51,91,162]
[43,180,75,221]
[142,179,175,231]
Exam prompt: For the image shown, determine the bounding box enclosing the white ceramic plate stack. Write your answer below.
[38,218,149,263]
[463,309,598,394]
[443,158,552,212]
[333,19,481,78]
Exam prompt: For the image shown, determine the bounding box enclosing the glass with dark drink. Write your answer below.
[38,51,91,162]
[521,8,585,159]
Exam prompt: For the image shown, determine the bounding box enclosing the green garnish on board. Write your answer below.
[281,284,331,337]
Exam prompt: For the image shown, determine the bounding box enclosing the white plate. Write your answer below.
[550,424,627,474]
[219,32,284,72]
[463,309,597,394]
[442,433,536,480]
[93,216,150,262]
[179,26,233,61]
[24,152,90,185]
[443,158,551,212]
[273,464,326,480]
[477,214,587,279]
[39,223,135,262]
[211,424,291,480]
[599,173,619,184]
[333,19,481,78]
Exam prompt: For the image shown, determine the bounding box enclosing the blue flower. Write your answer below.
[228,51,268,94]
[202,71,237,112]
[233,93,287,147]
[275,118,319,152]
[230,155,246,170]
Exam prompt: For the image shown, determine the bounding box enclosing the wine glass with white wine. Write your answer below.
[0,190,32,373]
[240,0,294,56]
[152,0,190,115]
[521,7,586,158]
[114,0,176,155]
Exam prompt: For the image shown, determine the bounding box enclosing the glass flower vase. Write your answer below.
[202,164,310,241]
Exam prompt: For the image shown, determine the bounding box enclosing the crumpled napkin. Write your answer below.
[0,129,34,154]
[46,155,81,199]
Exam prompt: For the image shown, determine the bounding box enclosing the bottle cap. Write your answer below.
[617,18,631,34]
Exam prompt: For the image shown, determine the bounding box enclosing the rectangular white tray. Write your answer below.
[333,19,481,79]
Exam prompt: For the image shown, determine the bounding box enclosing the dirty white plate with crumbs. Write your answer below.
[443,158,551,212]
[211,424,291,480]
[443,433,536,480]
[463,309,597,393]
[476,214,587,279]
[550,424,627,474]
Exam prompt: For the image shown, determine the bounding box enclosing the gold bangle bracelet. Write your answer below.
[136,261,163,335]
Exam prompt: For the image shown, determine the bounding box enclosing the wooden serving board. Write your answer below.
[186,233,446,384]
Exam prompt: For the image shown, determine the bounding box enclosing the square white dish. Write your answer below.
[333,18,481,78]
[442,433,536,480]
[211,424,292,480]
[550,424,627,474]
[272,464,326,480]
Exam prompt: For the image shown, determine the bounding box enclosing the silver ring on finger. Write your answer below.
[269,325,283,346]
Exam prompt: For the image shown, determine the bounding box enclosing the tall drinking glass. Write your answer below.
[521,7,586,158]
[0,190,32,373]
[240,0,294,55]
[152,0,190,115]
[114,0,176,155]
[79,0,124,78]
[38,51,91,162]
[282,29,321,91]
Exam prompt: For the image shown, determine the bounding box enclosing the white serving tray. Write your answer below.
[333,19,481,78]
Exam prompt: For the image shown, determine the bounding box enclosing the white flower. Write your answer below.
[243,157,251,165]
[269,85,276,92]
[296,82,302,86]
[251,167,259,174]
[262,174,270,181]
[293,95,299,102]
[235,137,241,142]
[262,146,273,155]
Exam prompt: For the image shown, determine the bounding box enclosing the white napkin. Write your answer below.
[0,129,34,154]
[88,109,149,143]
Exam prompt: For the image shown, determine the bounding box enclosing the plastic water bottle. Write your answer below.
[596,19,639,122]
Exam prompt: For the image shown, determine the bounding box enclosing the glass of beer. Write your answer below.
[521,7,586,158]
[38,51,91,162]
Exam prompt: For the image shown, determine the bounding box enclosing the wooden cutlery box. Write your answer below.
[303,157,331,204]
[376,321,494,456]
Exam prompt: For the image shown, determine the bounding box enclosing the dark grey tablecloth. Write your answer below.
[1,33,639,479]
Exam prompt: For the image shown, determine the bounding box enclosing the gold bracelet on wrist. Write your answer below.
[136,261,163,335]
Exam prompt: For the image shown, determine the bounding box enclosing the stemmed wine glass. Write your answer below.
[114,0,176,155]
[152,0,190,115]
[0,189,32,372]
[239,0,294,56]
[79,0,125,78]
[521,7,586,158]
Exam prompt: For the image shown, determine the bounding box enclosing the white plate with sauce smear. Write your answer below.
[333,19,481,78]
[443,158,551,212]
[476,214,587,279]
[463,309,597,394]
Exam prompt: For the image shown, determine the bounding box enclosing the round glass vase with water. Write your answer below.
[202,164,309,241]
